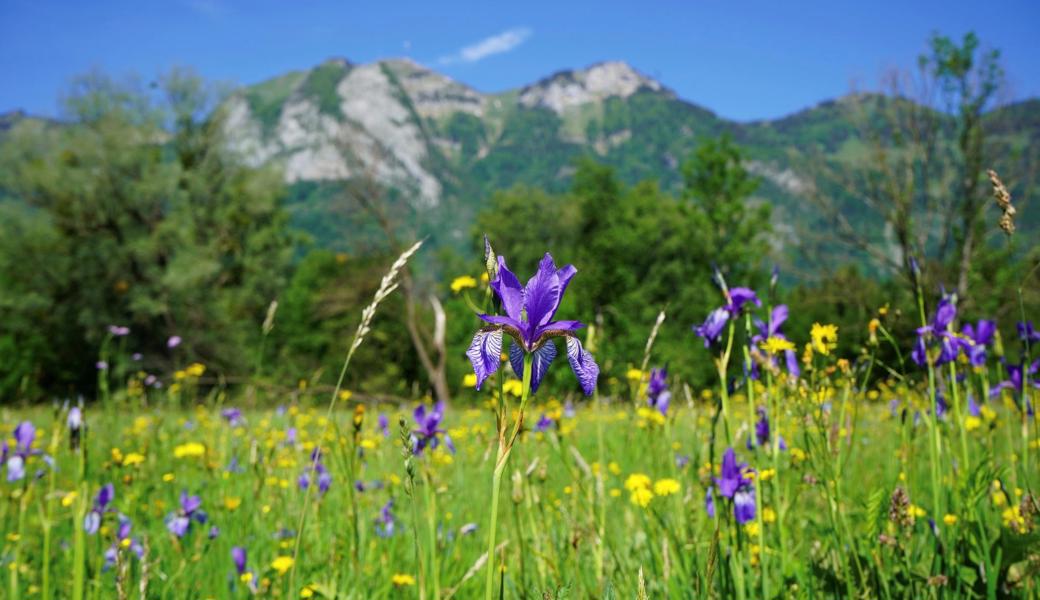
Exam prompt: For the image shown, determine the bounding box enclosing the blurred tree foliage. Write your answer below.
[0,69,296,398]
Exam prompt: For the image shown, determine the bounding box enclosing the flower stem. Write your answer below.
[484,352,533,600]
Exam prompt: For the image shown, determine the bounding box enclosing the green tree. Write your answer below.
[0,69,296,399]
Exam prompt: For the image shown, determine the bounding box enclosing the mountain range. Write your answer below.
[6,58,1039,267]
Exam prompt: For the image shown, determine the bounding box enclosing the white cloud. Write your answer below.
[439,27,532,65]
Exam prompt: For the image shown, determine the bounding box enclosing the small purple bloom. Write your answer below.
[378,413,390,437]
[96,361,108,371]
[167,335,182,348]
[232,546,247,575]
[534,413,554,433]
[411,400,451,456]
[1018,321,1040,343]
[85,483,115,534]
[733,488,757,524]
[716,448,749,498]
[724,287,761,314]
[647,368,671,416]
[220,408,245,427]
[375,499,396,537]
[108,325,130,337]
[694,307,730,348]
[705,487,716,518]
[166,491,205,538]
[754,407,770,447]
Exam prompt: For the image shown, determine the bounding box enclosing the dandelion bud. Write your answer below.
[482,235,497,282]
[353,405,365,432]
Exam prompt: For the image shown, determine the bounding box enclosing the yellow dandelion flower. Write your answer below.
[760,336,795,354]
[173,442,205,458]
[810,323,838,355]
[270,556,294,575]
[224,497,242,511]
[762,507,776,523]
[61,491,78,508]
[609,488,621,498]
[653,479,681,496]
[625,368,644,382]
[121,452,145,467]
[624,473,652,491]
[162,472,175,482]
[503,380,523,397]
[450,275,478,293]
[744,521,760,537]
[184,363,206,378]
[391,573,416,586]
[630,487,654,508]
[943,514,958,526]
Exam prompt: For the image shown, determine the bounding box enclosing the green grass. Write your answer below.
[1,362,1037,598]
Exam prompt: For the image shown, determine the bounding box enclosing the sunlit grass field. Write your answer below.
[2,371,1038,599]
[1,244,1038,599]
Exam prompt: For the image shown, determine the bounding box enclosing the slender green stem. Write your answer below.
[484,352,533,600]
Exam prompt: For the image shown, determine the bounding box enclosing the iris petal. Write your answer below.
[509,340,557,394]
[524,254,562,331]
[490,256,524,322]
[467,328,503,390]
[565,336,599,396]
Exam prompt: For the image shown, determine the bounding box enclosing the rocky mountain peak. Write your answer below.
[518,61,666,113]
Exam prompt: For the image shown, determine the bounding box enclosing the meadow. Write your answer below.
[1,242,1038,600]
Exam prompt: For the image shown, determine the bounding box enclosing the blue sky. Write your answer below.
[2,0,1038,121]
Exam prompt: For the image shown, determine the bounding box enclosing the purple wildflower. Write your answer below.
[375,499,396,537]
[647,368,671,416]
[166,491,206,538]
[378,413,390,437]
[220,408,245,427]
[108,325,130,337]
[467,253,599,395]
[714,448,757,524]
[167,335,182,348]
[411,400,453,456]
[1018,321,1040,343]
[751,305,800,378]
[534,413,554,433]
[84,483,115,534]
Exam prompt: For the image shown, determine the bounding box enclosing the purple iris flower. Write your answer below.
[166,491,206,538]
[467,253,599,395]
[754,407,770,447]
[232,546,247,575]
[715,448,751,498]
[220,408,245,427]
[912,294,960,367]
[1018,321,1040,343]
[733,488,757,525]
[935,392,948,419]
[751,305,800,378]
[5,421,38,482]
[375,499,396,537]
[694,308,730,348]
[647,368,671,416]
[990,360,1040,400]
[378,413,390,437]
[299,449,332,495]
[724,288,762,314]
[103,514,144,568]
[694,286,762,348]
[705,487,716,518]
[714,448,757,524]
[962,320,996,366]
[84,483,115,534]
[533,413,554,433]
[411,401,454,456]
